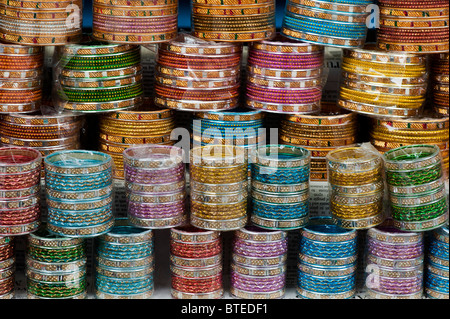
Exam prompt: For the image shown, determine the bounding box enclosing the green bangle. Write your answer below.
[385,162,443,186]
[27,277,87,299]
[59,83,143,102]
[391,197,448,222]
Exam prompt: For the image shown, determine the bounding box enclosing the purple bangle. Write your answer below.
[375,276,423,295]
[232,238,287,258]
[127,199,186,219]
[124,164,185,185]
[246,85,322,104]
[231,271,285,293]
[248,51,323,68]
[368,238,424,260]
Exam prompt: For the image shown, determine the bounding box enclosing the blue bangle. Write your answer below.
[252,199,309,220]
[297,271,355,294]
[95,273,154,296]
[48,204,113,228]
[251,165,310,184]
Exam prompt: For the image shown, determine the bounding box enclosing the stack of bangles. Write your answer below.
[431,53,449,116]
[44,150,115,237]
[231,225,287,299]
[170,226,223,299]
[245,34,324,114]
[297,217,357,299]
[370,115,449,178]
[191,0,276,42]
[0,236,14,299]
[0,42,43,114]
[280,102,358,181]
[92,0,178,44]
[190,145,248,231]
[192,109,265,175]
[95,218,154,299]
[281,0,373,48]
[377,0,449,53]
[251,144,311,230]
[99,104,176,179]
[0,112,83,177]
[0,0,82,45]
[26,226,87,299]
[0,147,41,236]
[383,144,448,232]
[56,42,143,113]
[338,44,428,118]
[123,145,187,229]
[154,34,242,112]
[425,225,449,299]
[365,222,424,299]
[326,144,385,229]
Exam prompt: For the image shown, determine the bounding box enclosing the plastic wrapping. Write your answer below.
[191,0,276,42]
[169,225,223,299]
[190,145,248,231]
[326,143,385,229]
[425,225,449,299]
[0,236,14,299]
[123,145,187,229]
[92,0,178,44]
[245,34,326,114]
[338,44,428,118]
[297,216,357,299]
[53,39,144,113]
[0,0,83,46]
[153,33,242,112]
[26,226,87,299]
[431,53,449,117]
[99,101,176,179]
[369,114,449,178]
[43,150,115,237]
[281,0,373,48]
[0,42,43,114]
[230,225,287,299]
[95,218,154,299]
[365,221,424,299]
[250,144,310,230]
[377,0,449,54]
[383,144,448,232]
[0,147,41,236]
[280,101,357,181]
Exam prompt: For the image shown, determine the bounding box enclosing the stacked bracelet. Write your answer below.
[297,217,357,299]
[280,102,357,181]
[0,0,83,46]
[154,33,242,112]
[123,145,187,229]
[383,144,448,232]
[0,236,14,299]
[0,42,43,113]
[191,0,275,42]
[370,115,449,178]
[0,112,83,177]
[281,0,373,48]
[95,218,154,299]
[377,0,449,53]
[192,109,265,174]
[231,225,287,299]
[170,225,223,299]
[99,102,176,179]
[190,145,248,231]
[366,222,424,299]
[26,226,87,299]
[44,150,115,237]
[245,34,324,114]
[430,53,449,116]
[0,147,41,236]
[425,225,449,299]
[56,42,143,113]
[326,144,385,229]
[92,0,178,44]
[250,144,311,230]
[338,44,428,118]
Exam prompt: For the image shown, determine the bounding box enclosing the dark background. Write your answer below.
[82,0,288,31]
